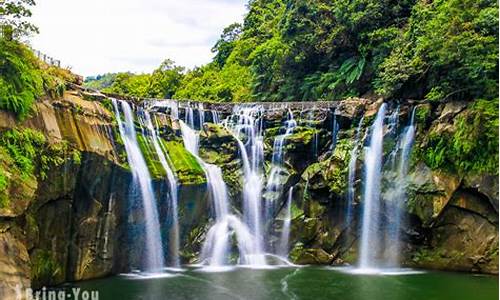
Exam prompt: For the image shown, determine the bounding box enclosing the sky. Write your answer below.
[30,0,248,77]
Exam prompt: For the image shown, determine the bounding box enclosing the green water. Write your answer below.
[66,267,498,300]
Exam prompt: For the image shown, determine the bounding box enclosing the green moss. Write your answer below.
[418,99,498,175]
[161,140,206,185]
[284,126,319,145]
[31,250,61,286]
[136,133,167,179]
[415,104,431,124]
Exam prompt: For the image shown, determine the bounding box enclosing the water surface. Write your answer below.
[66,266,498,300]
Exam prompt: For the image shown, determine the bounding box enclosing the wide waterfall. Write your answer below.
[358,103,387,271]
[109,98,420,272]
[112,99,165,272]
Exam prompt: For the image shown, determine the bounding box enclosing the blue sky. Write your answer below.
[30,0,248,76]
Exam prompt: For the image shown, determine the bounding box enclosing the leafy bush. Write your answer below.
[421,99,499,175]
[0,128,46,179]
[0,39,44,118]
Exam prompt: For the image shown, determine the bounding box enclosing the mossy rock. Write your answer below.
[136,133,168,179]
[162,140,206,185]
[31,249,61,287]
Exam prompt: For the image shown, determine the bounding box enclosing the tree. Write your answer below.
[149,59,184,98]
[212,23,242,67]
[0,0,38,39]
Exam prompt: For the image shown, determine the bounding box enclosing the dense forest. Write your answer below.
[85,0,498,104]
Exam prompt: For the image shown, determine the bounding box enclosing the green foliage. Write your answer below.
[31,250,60,286]
[0,128,45,179]
[0,168,7,192]
[375,0,498,101]
[0,39,44,118]
[174,0,497,103]
[161,140,206,184]
[0,0,38,38]
[421,99,499,175]
[86,59,185,99]
[0,128,78,180]
[84,73,119,90]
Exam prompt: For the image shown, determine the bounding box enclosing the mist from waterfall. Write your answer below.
[112,99,165,272]
[358,103,387,270]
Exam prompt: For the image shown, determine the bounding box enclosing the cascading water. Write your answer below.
[198,103,205,129]
[200,164,263,266]
[180,121,199,155]
[140,109,181,268]
[184,103,195,128]
[331,111,340,151]
[226,105,267,264]
[358,103,387,271]
[384,107,417,267]
[112,99,165,272]
[211,110,220,124]
[277,187,293,258]
[265,109,297,225]
[177,118,263,267]
[345,117,365,226]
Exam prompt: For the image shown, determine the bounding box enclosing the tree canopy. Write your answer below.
[172,0,498,103]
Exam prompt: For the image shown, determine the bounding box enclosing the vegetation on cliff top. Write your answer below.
[85,0,498,104]
[0,0,78,119]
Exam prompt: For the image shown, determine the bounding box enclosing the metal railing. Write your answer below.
[31,48,61,68]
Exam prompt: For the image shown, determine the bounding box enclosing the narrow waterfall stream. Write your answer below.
[384,107,417,267]
[277,187,293,258]
[358,103,387,271]
[345,116,364,226]
[112,99,165,272]
[265,108,297,231]
[141,110,181,268]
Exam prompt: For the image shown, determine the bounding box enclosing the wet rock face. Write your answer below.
[0,90,498,297]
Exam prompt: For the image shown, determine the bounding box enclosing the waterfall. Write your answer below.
[176,116,263,266]
[358,103,387,270]
[211,110,220,124]
[141,110,181,268]
[345,117,364,226]
[278,187,293,258]
[200,164,263,266]
[385,107,417,267]
[184,104,195,128]
[226,105,266,263]
[265,109,297,223]
[198,103,205,129]
[112,99,165,272]
[180,121,199,155]
[331,111,340,151]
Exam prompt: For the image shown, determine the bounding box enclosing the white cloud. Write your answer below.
[29,0,247,76]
